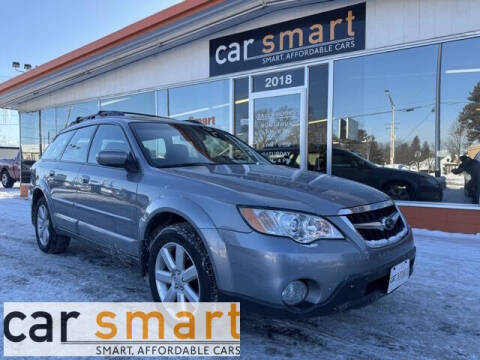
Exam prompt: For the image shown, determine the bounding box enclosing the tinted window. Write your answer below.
[234,78,249,142]
[42,132,74,160]
[61,126,96,163]
[308,64,329,173]
[131,122,266,168]
[88,125,130,164]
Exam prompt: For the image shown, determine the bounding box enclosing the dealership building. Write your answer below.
[0,0,479,232]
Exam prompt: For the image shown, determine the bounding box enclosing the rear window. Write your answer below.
[61,126,96,163]
[42,132,74,160]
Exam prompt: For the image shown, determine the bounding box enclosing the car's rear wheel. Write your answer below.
[148,223,218,302]
[383,182,413,201]
[33,197,70,254]
[1,170,14,188]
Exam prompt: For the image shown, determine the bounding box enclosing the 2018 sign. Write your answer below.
[209,3,365,76]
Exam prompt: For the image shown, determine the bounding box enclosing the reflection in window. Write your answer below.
[0,109,19,147]
[157,89,168,116]
[333,45,442,202]
[101,92,155,115]
[40,108,56,152]
[441,37,480,205]
[56,101,99,128]
[61,126,96,163]
[169,80,230,131]
[20,111,41,162]
[253,94,301,167]
[307,64,329,173]
[234,78,249,142]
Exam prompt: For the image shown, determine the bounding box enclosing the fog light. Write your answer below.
[281,280,308,305]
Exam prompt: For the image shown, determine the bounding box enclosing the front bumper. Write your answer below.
[202,225,415,315]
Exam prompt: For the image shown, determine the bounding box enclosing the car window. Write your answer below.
[88,125,130,164]
[131,122,265,168]
[61,126,96,163]
[41,131,74,160]
[332,152,354,168]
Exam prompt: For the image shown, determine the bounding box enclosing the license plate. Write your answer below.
[387,259,410,293]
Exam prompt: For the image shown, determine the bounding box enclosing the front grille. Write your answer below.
[346,205,405,242]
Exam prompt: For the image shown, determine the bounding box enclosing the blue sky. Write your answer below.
[0,0,182,82]
[0,0,181,145]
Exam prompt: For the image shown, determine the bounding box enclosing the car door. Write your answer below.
[53,126,97,234]
[76,124,140,255]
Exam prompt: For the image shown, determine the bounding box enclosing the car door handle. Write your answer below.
[80,175,90,184]
[48,170,55,177]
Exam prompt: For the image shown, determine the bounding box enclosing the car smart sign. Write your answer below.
[209,3,365,76]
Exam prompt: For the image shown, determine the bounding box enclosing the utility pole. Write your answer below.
[385,90,396,165]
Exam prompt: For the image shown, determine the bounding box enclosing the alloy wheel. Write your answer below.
[154,242,200,302]
[1,173,7,187]
[36,204,50,246]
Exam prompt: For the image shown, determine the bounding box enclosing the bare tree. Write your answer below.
[446,121,467,161]
[254,106,295,149]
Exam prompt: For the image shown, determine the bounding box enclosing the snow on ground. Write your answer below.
[0,187,479,360]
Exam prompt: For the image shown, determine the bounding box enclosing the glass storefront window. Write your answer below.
[333,45,441,202]
[307,64,329,173]
[20,111,41,162]
[157,89,168,116]
[101,92,155,115]
[56,101,99,128]
[168,80,230,131]
[234,78,249,142]
[0,109,19,147]
[441,37,480,205]
[253,93,301,167]
[40,108,56,152]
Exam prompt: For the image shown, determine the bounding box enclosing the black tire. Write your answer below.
[148,223,218,302]
[1,170,14,188]
[33,197,70,254]
[383,181,413,201]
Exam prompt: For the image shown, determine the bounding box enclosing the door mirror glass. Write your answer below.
[97,151,137,172]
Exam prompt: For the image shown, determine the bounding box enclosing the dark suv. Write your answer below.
[30,111,415,315]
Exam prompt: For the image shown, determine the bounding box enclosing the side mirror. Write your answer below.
[97,151,138,172]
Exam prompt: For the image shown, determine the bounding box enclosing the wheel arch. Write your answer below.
[139,205,220,280]
[380,177,417,198]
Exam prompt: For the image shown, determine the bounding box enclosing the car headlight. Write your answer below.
[238,207,343,244]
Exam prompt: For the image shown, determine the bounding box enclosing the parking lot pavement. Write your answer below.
[0,187,479,360]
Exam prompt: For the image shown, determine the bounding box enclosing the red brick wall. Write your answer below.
[399,206,480,234]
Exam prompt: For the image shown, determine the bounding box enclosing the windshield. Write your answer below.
[131,122,269,168]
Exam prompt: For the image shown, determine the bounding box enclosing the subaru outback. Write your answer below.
[30,111,415,315]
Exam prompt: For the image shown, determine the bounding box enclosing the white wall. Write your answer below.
[366,0,480,49]
[18,0,480,112]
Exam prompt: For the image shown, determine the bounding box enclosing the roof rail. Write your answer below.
[185,119,204,125]
[70,110,163,126]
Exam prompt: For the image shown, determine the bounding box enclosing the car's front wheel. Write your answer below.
[33,197,70,254]
[148,223,218,302]
[1,170,14,188]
